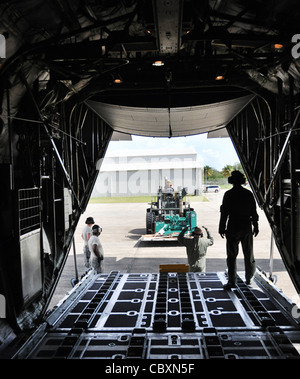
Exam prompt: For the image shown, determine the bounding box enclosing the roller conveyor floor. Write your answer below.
[10,270,300,359]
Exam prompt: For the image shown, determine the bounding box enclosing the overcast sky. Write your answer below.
[106,133,240,171]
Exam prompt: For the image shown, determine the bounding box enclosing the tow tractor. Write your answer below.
[141,179,197,241]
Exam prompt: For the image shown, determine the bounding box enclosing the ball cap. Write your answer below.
[85,217,95,224]
[92,224,102,233]
[228,170,246,185]
[194,227,203,235]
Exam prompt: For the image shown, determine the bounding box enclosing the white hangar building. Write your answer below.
[92,148,203,197]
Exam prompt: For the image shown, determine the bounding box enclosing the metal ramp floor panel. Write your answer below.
[9,271,300,359]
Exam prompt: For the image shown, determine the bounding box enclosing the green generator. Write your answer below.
[142,184,197,241]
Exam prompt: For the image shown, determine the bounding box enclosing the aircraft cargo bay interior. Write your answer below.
[0,0,300,360]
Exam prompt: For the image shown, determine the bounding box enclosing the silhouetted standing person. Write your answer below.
[218,171,259,289]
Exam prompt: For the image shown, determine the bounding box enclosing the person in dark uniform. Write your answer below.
[218,170,259,289]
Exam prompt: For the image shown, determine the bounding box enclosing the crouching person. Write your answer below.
[178,226,213,272]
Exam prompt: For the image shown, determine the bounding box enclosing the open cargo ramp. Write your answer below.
[3,270,300,359]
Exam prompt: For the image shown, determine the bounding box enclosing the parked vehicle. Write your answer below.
[203,185,220,193]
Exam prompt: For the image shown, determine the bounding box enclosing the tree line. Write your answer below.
[204,163,245,181]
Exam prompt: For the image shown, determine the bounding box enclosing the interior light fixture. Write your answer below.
[274,43,283,49]
[152,60,164,66]
[112,74,123,84]
[215,75,224,80]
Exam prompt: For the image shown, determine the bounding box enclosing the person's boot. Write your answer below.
[223,281,235,290]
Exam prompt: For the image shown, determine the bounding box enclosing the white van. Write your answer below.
[203,185,220,193]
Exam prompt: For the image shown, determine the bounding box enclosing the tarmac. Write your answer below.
[47,190,299,310]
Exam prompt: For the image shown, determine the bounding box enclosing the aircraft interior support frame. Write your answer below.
[226,87,300,294]
[0,80,113,329]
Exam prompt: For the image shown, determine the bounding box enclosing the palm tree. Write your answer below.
[204,165,213,183]
[203,166,214,178]
[222,165,234,178]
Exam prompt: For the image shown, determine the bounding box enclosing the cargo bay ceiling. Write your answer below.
[0,0,300,335]
[1,0,300,138]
